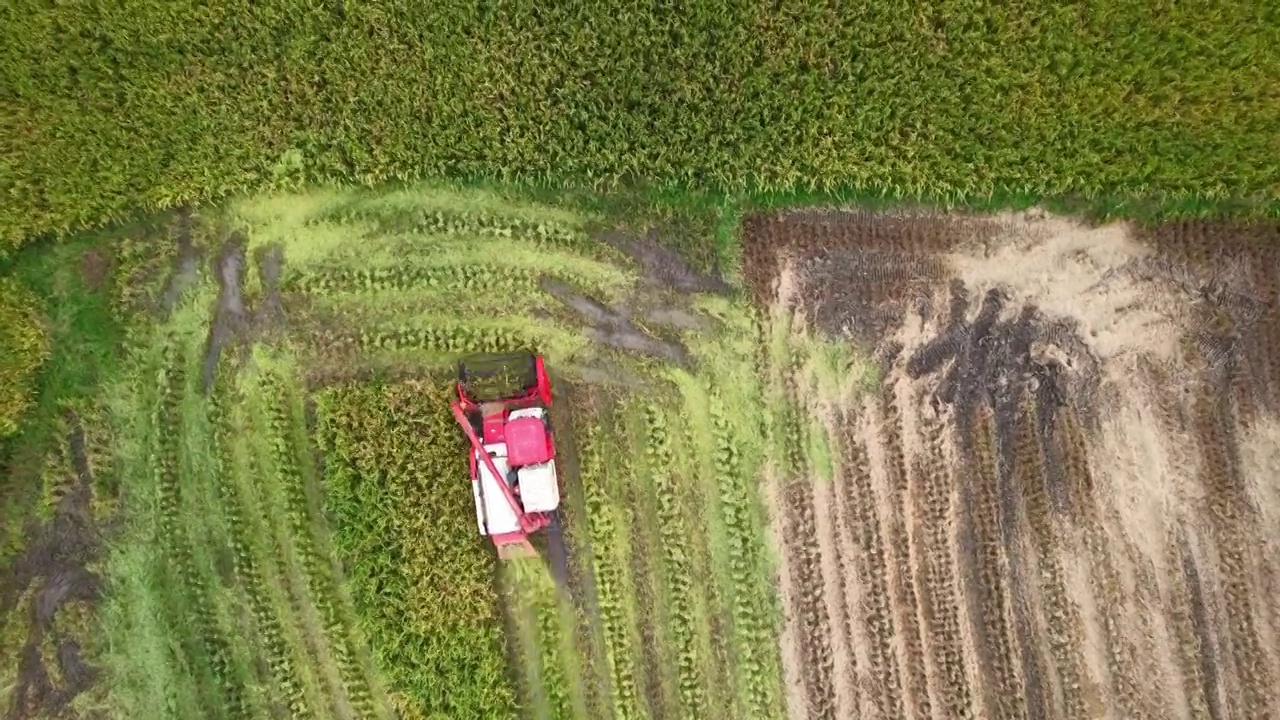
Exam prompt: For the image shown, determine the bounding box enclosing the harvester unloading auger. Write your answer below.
[451,352,563,561]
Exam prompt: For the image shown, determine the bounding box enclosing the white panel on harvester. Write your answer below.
[472,443,521,536]
[517,460,560,513]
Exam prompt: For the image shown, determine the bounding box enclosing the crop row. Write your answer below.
[1015,407,1086,720]
[782,478,835,720]
[837,418,905,720]
[577,420,643,720]
[879,394,933,720]
[260,370,376,719]
[643,404,707,720]
[320,206,587,252]
[154,340,247,719]
[210,370,313,719]
[913,407,973,718]
[1058,409,1150,720]
[967,411,1027,720]
[314,381,517,719]
[706,392,782,719]
[1192,393,1273,717]
[284,263,544,296]
[508,560,588,720]
[317,324,543,357]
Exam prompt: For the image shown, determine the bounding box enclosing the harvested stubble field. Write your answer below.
[743,208,1280,720]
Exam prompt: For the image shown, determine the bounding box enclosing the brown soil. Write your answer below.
[79,249,111,290]
[3,413,104,720]
[746,209,1280,720]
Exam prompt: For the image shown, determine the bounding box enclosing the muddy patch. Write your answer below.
[158,208,201,314]
[3,413,105,720]
[79,249,111,290]
[540,278,691,367]
[597,228,731,296]
[200,233,249,392]
[253,244,287,336]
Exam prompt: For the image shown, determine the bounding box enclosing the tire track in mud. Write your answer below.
[911,403,974,719]
[1192,382,1275,719]
[878,392,933,720]
[840,414,906,720]
[782,479,836,720]
[1165,527,1220,720]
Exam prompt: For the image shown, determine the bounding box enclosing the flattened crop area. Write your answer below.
[744,209,1280,720]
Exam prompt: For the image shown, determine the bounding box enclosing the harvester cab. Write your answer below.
[451,352,561,560]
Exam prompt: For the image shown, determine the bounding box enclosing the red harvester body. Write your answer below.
[451,352,561,560]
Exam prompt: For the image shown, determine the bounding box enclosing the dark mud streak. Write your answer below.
[1181,533,1225,720]
[4,411,104,720]
[158,208,201,314]
[596,228,731,296]
[202,234,249,392]
[540,277,692,367]
[253,244,287,336]
[548,382,612,718]
[1195,374,1273,718]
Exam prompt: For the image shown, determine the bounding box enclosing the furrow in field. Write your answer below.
[878,390,933,720]
[842,410,906,720]
[911,401,974,720]
[768,462,807,720]
[264,370,382,720]
[1163,528,1217,720]
[620,406,676,720]
[1004,403,1051,720]
[553,388,614,720]
[810,424,860,720]
[829,423,871,720]
[578,412,644,720]
[1025,404,1090,720]
[1059,409,1151,720]
[672,393,735,720]
[643,403,708,720]
[211,375,313,720]
[709,390,785,720]
[958,408,1025,720]
[232,386,335,720]
[1191,386,1275,718]
[783,477,836,720]
[158,341,248,720]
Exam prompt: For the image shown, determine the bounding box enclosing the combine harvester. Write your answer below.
[451,352,568,568]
